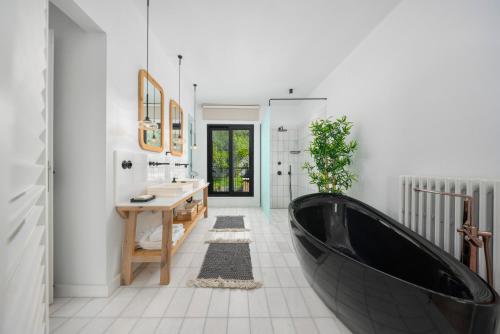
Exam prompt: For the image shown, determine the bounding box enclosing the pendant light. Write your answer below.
[139,0,158,131]
[172,55,182,142]
[191,83,198,149]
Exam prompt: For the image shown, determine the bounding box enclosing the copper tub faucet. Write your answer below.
[413,188,493,286]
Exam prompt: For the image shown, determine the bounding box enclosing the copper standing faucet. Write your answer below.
[413,188,493,286]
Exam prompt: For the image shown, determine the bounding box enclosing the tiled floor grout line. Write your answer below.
[54,315,339,319]
[199,288,213,334]
[116,288,141,318]
[49,317,69,333]
[49,298,72,316]
[299,287,323,334]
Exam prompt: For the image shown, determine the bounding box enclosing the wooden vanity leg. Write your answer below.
[203,187,208,218]
[121,211,137,285]
[160,209,173,285]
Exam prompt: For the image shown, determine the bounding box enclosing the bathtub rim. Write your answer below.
[288,192,498,306]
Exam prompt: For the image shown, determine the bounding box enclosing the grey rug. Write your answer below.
[210,216,248,231]
[187,243,262,289]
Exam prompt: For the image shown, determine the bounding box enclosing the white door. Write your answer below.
[3,0,50,332]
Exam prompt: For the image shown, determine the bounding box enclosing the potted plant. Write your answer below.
[303,115,358,194]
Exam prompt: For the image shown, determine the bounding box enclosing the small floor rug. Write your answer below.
[187,243,262,289]
[210,215,249,232]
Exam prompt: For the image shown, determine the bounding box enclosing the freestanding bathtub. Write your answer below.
[289,193,500,334]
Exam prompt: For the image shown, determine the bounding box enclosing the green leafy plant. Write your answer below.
[303,116,358,194]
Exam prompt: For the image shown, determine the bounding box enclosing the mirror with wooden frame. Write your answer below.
[138,69,164,152]
[169,100,184,156]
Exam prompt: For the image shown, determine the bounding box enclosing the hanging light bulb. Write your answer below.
[138,0,158,131]
[149,131,160,145]
[139,93,158,131]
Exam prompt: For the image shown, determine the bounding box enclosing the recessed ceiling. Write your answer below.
[139,0,400,106]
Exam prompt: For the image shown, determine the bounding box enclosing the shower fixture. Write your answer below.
[278,126,287,132]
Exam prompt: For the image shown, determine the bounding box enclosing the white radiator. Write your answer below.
[399,176,500,290]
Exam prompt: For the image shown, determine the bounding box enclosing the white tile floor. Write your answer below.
[49,208,352,334]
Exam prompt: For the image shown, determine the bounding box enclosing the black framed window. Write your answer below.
[207,124,254,197]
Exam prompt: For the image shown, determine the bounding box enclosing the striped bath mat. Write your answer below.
[188,242,262,289]
[209,215,249,232]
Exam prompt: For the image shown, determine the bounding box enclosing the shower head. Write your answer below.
[278,126,288,132]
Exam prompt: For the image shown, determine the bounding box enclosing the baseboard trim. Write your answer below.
[55,274,122,298]
[108,273,121,296]
[54,283,109,298]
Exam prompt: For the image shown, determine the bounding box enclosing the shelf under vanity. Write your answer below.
[116,183,209,285]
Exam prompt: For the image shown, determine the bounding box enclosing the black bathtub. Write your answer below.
[289,193,499,334]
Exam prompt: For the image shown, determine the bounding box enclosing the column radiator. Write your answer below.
[399,175,500,290]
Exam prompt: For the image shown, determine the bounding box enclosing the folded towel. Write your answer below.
[138,223,185,250]
[147,225,162,242]
[146,223,185,242]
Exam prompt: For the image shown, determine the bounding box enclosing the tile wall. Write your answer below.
[271,128,303,208]
[296,123,318,197]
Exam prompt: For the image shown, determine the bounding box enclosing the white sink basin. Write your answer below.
[147,182,194,197]
[176,178,205,188]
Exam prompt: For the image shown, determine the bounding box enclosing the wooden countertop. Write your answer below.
[116,183,209,213]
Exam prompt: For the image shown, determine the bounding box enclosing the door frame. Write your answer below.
[47,29,54,304]
[207,124,254,197]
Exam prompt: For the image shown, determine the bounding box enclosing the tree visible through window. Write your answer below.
[208,125,254,196]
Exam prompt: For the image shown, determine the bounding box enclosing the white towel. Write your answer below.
[138,224,185,250]
[147,225,163,242]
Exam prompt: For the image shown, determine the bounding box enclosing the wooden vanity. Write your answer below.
[116,184,209,285]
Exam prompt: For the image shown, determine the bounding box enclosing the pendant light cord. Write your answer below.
[193,84,197,147]
[145,0,150,121]
[178,55,182,108]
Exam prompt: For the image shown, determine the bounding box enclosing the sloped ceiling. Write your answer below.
[137,0,401,106]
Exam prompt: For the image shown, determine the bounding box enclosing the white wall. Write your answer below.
[307,0,500,218]
[270,101,327,128]
[192,116,261,208]
[50,4,108,295]
[50,0,195,296]
[79,0,194,296]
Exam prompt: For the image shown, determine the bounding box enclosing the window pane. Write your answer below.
[211,130,229,192]
[232,129,250,193]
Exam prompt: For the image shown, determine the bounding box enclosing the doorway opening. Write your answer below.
[207,124,254,197]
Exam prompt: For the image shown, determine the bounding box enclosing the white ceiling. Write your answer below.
[139,0,400,107]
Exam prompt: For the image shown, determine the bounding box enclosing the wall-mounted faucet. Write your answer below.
[149,161,170,167]
[413,188,493,286]
[121,160,133,169]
